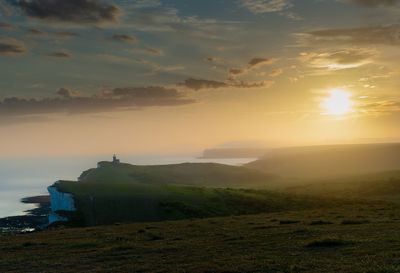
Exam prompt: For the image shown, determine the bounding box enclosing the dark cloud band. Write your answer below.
[0,86,195,117]
[9,0,120,24]
[180,78,273,90]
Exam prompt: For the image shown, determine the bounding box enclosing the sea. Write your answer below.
[0,155,256,218]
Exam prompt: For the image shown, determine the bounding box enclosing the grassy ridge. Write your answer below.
[57,180,331,226]
[79,162,277,188]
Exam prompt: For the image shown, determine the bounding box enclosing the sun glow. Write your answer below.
[321,89,353,116]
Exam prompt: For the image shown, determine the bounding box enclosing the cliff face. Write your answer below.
[47,184,76,224]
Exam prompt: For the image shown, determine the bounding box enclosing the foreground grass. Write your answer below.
[1,202,400,273]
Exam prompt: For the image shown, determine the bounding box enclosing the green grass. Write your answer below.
[2,202,400,272]
[56,180,334,226]
[79,162,277,188]
[51,162,332,226]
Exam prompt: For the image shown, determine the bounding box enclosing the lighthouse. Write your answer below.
[112,154,120,165]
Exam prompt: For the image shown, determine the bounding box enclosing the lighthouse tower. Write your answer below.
[112,154,120,165]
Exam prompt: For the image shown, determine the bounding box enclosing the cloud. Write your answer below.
[107,86,183,99]
[233,80,274,88]
[230,57,276,76]
[239,0,292,13]
[27,28,45,35]
[130,0,162,8]
[299,49,376,70]
[97,53,183,73]
[205,56,219,62]
[180,78,273,90]
[358,99,400,116]
[0,22,14,30]
[0,38,26,55]
[47,51,72,58]
[179,78,228,91]
[0,2,13,16]
[131,47,163,56]
[56,88,80,98]
[10,0,120,25]
[347,0,399,7]
[268,68,283,77]
[111,34,137,43]
[299,25,400,46]
[54,31,78,38]
[248,57,275,68]
[229,68,245,76]
[0,86,195,117]
[122,1,242,39]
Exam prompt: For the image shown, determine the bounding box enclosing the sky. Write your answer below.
[0,0,399,157]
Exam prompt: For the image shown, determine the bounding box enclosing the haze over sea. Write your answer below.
[0,155,255,218]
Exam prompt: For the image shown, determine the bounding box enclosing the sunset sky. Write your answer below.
[0,0,399,157]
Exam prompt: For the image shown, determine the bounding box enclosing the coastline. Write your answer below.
[0,195,50,233]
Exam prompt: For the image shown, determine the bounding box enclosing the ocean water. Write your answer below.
[0,155,256,218]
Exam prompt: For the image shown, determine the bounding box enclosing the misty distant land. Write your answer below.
[200,147,269,159]
[2,142,400,272]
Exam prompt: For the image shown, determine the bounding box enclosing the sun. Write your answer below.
[321,89,353,116]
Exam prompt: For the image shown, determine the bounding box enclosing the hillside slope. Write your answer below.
[246,143,400,178]
[56,180,329,226]
[48,162,315,226]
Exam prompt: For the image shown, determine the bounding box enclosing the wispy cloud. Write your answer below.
[179,78,274,90]
[111,34,137,43]
[297,25,400,46]
[0,38,26,55]
[130,47,164,56]
[346,0,400,7]
[298,49,376,70]
[358,99,400,116]
[239,0,292,13]
[47,51,72,59]
[230,57,276,76]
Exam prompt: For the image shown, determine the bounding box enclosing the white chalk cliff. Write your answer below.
[47,183,76,224]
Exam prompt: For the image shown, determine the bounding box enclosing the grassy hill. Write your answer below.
[246,143,400,179]
[2,200,400,273]
[78,162,277,188]
[56,180,331,226]
[283,170,400,202]
[50,162,324,226]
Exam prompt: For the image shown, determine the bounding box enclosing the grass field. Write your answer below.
[1,201,400,273]
[56,180,335,226]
